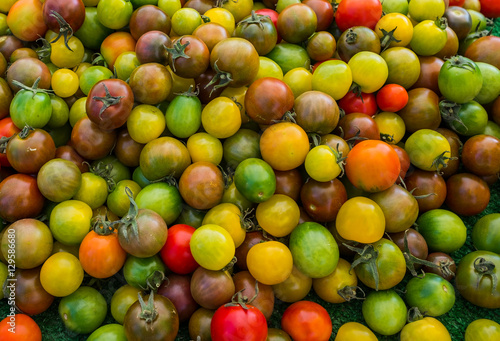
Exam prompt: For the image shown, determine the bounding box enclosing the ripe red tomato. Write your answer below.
[376,84,409,112]
[281,301,332,341]
[480,0,500,18]
[338,91,378,116]
[160,224,199,275]
[211,299,268,341]
[335,0,383,31]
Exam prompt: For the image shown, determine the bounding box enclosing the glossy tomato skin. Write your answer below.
[465,319,500,341]
[86,79,134,131]
[245,77,294,125]
[160,224,199,275]
[42,0,85,34]
[6,128,56,174]
[345,140,400,193]
[211,302,268,341]
[335,0,383,31]
[123,293,179,341]
[281,301,332,341]
[7,0,48,42]
[472,214,500,254]
[0,174,45,223]
[401,317,451,341]
[13,267,54,316]
[445,173,490,216]
[300,178,347,222]
[362,289,407,336]
[405,273,456,317]
[179,161,225,210]
[339,91,377,116]
[455,251,500,309]
[0,314,42,341]
[158,274,198,323]
[289,222,339,278]
[71,117,117,160]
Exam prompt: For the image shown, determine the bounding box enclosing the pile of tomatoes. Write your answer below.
[1,0,500,340]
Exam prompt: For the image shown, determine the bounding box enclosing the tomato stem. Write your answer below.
[401,229,440,277]
[49,10,74,52]
[137,291,159,324]
[344,243,381,291]
[473,257,498,292]
[337,285,365,302]
[110,186,140,243]
[379,27,402,52]
[11,77,53,97]
[144,270,166,292]
[238,10,266,30]
[92,83,125,121]
[205,59,233,96]
[407,306,424,323]
[35,38,52,61]
[165,40,191,73]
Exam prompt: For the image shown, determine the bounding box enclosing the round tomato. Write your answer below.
[416,209,467,253]
[58,286,107,334]
[247,241,293,285]
[312,258,358,304]
[405,273,456,317]
[0,314,41,341]
[410,19,448,56]
[345,140,401,193]
[281,301,332,341]
[472,213,500,254]
[211,296,268,341]
[455,250,500,309]
[335,0,382,31]
[234,158,276,203]
[405,129,451,172]
[160,224,198,275]
[50,200,93,246]
[40,252,84,297]
[401,315,451,341]
[465,319,500,341]
[335,322,377,341]
[190,224,235,271]
[362,289,407,336]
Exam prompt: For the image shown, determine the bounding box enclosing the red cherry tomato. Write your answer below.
[281,301,332,341]
[338,91,378,116]
[160,224,199,275]
[376,84,409,112]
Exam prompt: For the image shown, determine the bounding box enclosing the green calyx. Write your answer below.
[138,291,159,324]
[165,39,191,73]
[110,186,140,243]
[49,10,74,52]
[344,243,381,291]
[92,83,124,120]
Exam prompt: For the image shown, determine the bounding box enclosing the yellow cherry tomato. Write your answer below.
[201,97,241,139]
[313,258,358,304]
[247,241,293,285]
[51,69,79,98]
[375,12,414,49]
[171,8,202,36]
[373,111,406,144]
[204,8,236,35]
[50,36,85,68]
[190,224,236,271]
[256,194,300,237]
[335,322,378,341]
[401,316,451,341]
[202,203,246,248]
[40,252,84,297]
[127,104,165,144]
[465,319,500,341]
[253,56,284,82]
[187,132,223,165]
[304,145,344,182]
[336,197,385,244]
[283,67,313,98]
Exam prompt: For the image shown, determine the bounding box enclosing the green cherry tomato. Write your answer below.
[405,273,456,317]
[58,286,107,335]
[289,222,339,278]
[472,213,500,254]
[362,289,407,336]
[87,324,128,341]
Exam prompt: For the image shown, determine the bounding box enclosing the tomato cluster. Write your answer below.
[1,0,500,340]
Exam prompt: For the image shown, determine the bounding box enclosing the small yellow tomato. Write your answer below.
[247,241,293,285]
[305,145,344,182]
[253,56,284,82]
[127,104,165,144]
[202,203,246,248]
[336,197,385,244]
[40,252,84,297]
[375,12,414,48]
[256,194,300,237]
[401,316,451,341]
[50,36,85,68]
[201,97,241,139]
[69,97,88,127]
[283,67,313,98]
[187,132,223,165]
[204,8,235,35]
[335,322,378,341]
[373,111,406,144]
[313,258,358,304]
[51,68,80,98]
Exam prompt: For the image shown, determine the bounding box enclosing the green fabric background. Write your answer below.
[1,16,500,341]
